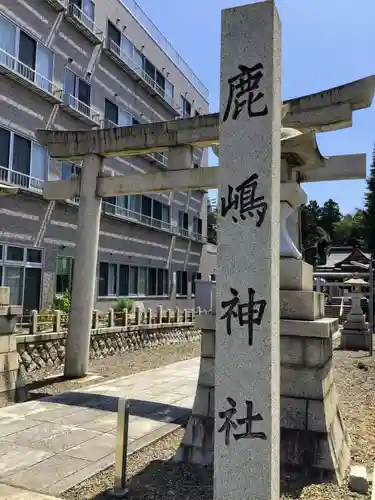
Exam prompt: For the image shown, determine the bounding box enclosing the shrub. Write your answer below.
[53,290,71,314]
[112,298,134,312]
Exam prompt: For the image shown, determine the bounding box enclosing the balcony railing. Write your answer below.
[191,232,204,243]
[0,165,44,193]
[120,0,209,100]
[178,227,189,238]
[100,118,118,129]
[144,152,168,169]
[0,48,63,103]
[107,39,178,114]
[44,0,66,11]
[62,93,101,125]
[102,201,173,232]
[67,3,104,44]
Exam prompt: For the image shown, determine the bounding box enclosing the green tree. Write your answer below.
[319,199,342,240]
[332,210,366,247]
[207,197,218,245]
[301,200,323,250]
[364,145,375,255]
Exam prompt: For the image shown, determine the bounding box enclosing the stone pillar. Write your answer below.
[279,258,350,483]
[65,153,103,378]
[0,287,23,404]
[215,3,281,499]
[341,296,370,350]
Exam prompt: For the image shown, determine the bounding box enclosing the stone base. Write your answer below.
[173,316,215,465]
[279,278,350,485]
[281,384,350,485]
[341,330,370,351]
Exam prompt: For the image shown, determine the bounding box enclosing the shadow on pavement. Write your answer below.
[34,391,192,423]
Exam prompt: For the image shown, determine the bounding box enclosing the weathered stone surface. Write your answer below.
[280,258,313,291]
[215,3,281,499]
[280,291,325,321]
[349,465,368,493]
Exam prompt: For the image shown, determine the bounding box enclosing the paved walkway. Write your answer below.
[0,358,199,497]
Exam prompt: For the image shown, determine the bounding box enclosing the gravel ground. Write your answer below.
[61,348,375,500]
[7,342,201,407]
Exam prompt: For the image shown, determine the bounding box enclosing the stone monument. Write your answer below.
[214,3,281,499]
[341,296,370,350]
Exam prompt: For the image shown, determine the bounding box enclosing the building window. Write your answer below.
[61,161,81,180]
[0,243,43,309]
[56,256,74,294]
[64,69,91,115]
[107,20,174,104]
[102,192,171,230]
[27,249,42,263]
[193,216,202,235]
[4,267,24,306]
[176,270,188,296]
[0,14,54,93]
[69,0,95,22]
[157,268,169,295]
[98,263,169,298]
[180,96,191,117]
[6,246,24,262]
[99,262,118,297]
[178,211,189,237]
[191,272,202,295]
[0,126,48,189]
[129,266,138,295]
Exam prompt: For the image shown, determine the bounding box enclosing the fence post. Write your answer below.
[195,306,201,317]
[147,308,152,325]
[123,309,128,327]
[53,310,61,332]
[157,305,163,324]
[135,307,141,326]
[92,309,99,329]
[30,310,38,335]
[183,309,188,323]
[167,309,172,323]
[108,308,114,327]
[175,307,180,323]
[107,398,131,497]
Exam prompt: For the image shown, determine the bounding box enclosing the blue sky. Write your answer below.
[136,0,375,215]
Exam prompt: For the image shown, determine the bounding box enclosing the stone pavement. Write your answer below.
[0,483,60,499]
[0,358,199,497]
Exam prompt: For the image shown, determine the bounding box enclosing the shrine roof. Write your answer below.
[321,247,370,268]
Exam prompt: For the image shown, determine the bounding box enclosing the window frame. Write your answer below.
[97,261,170,299]
[0,13,55,85]
[0,125,48,186]
[176,270,188,297]
[56,255,74,295]
[0,242,44,308]
[64,68,92,106]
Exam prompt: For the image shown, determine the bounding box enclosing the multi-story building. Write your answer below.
[0,0,209,312]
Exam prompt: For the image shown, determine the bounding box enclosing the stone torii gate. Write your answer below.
[36,2,375,498]
[37,73,373,379]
